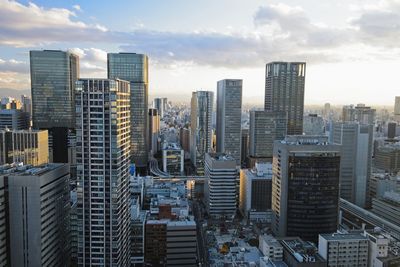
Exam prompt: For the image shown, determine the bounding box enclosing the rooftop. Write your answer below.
[319,232,368,241]
[281,135,329,145]
[0,163,64,176]
[280,237,325,263]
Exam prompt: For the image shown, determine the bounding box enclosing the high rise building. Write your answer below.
[303,114,324,135]
[190,91,213,174]
[20,95,31,115]
[241,128,249,167]
[374,144,400,173]
[318,233,369,267]
[216,79,242,164]
[76,79,131,266]
[153,97,168,118]
[388,122,397,139]
[272,136,341,242]
[205,153,237,219]
[342,104,376,124]
[240,162,273,222]
[0,109,30,130]
[179,127,190,153]
[148,108,160,155]
[264,62,305,135]
[162,143,184,175]
[394,96,400,116]
[0,129,48,166]
[30,50,79,163]
[249,110,286,164]
[0,175,7,266]
[107,53,149,170]
[331,122,373,207]
[4,163,70,267]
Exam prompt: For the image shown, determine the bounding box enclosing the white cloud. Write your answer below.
[72,5,81,12]
[0,58,28,73]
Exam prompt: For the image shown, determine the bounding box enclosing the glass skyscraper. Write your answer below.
[30,50,79,163]
[265,62,305,135]
[216,79,242,165]
[76,79,131,266]
[272,136,341,243]
[107,53,149,170]
[190,91,213,175]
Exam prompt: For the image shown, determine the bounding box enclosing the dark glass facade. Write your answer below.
[107,53,149,169]
[286,154,340,242]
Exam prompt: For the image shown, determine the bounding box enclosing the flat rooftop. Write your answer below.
[0,163,64,176]
[320,232,368,241]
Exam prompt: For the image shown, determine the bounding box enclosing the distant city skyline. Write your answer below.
[0,0,400,105]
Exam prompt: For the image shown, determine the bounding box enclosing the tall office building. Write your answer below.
[388,122,397,139]
[272,136,341,242]
[241,128,249,167]
[76,79,131,266]
[4,163,70,267]
[249,110,286,164]
[190,91,213,174]
[30,50,79,163]
[205,153,237,219]
[107,53,149,170]
[303,114,324,135]
[394,96,400,116]
[0,175,7,266]
[0,129,48,166]
[264,62,305,135]
[153,97,168,118]
[216,79,242,164]
[148,108,160,155]
[331,122,373,208]
[342,104,376,124]
[20,95,31,115]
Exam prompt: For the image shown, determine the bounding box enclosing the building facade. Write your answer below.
[331,122,373,207]
[76,79,131,266]
[0,129,48,166]
[30,50,79,163]
[149,108,160,155]
[107,53,149,169]
[6,163,70,267]
[249,110,287,161]
[190,91,213,174]
[216,79,242,164]
[205,153,237,219]
[272,136,341,242]
[0,109,29,130]
[264,62,305,135]
[318,233,369,267]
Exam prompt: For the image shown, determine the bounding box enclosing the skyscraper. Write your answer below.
[342,104,376,124]
[190,91,213,174]
[30,50,79,163]
[205,153,237,219]
[216,79,242,164]
[272,136,341,242]
[248,110,286,164]
[264,62,305,135]
[148,108,160,155]
[153,97,168,118]
[107,53,149,171]
[76,79,131,266]
[394,96,400,116]
[4,163,70,267]
[331,122,373,208]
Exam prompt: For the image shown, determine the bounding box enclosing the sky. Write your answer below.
[0,0,400,106]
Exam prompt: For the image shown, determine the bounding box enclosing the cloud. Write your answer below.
[0,58,28,73]
[0,0,107,46]
[72,5,81,12]
[0,0,400,70]
[69,47,107,77]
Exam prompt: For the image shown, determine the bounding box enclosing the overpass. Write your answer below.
[149,157,207,181]
[340,198,400,241]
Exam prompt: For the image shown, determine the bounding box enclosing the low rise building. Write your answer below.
[318,232,369,266]
[280,237,327,267]
[259,234,283,261]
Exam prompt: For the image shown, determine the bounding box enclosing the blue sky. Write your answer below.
[1,0,400,105]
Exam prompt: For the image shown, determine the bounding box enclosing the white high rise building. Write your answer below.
[76,79,131,266]
[205,153,237,219]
